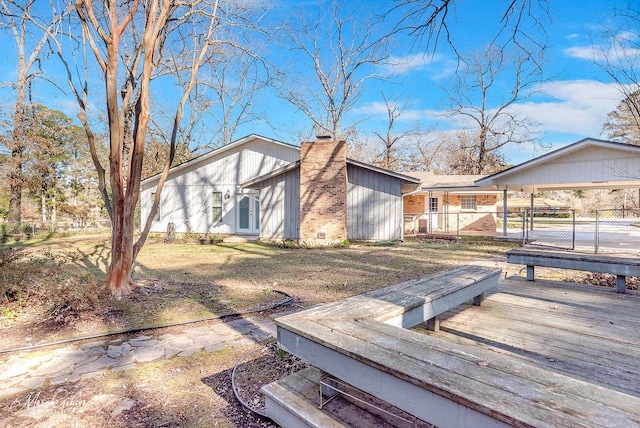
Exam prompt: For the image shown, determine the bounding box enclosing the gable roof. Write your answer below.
[475,138,640,192]
[141,134,299,185]
[241,159,420,191]
[404,171,499,193]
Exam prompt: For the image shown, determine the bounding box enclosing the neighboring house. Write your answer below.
[140,135,299,236]
[505,198,571,214]
[141,135,420,243]
[242,138,420,243]
[403,172,501,235]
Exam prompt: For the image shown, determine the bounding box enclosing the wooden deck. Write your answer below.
[424,276,640,400]
[270,272,640,427]
[507,248,640,292]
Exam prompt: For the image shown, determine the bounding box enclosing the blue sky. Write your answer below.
[247,0,638,165]
[0,0,637,167]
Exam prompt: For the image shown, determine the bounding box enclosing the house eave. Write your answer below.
[242,159,422,191]
[141,134,300,186]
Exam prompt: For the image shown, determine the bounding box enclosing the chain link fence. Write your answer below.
[408,208,640,254]
[594,208,640,254]
[521,210,576,250]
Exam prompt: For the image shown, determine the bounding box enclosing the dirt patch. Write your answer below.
[0,345,281,427]
[0,234,519,426]
[230,343,309,415]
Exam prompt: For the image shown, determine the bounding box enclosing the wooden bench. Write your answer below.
[507,248,640,293]
[265,266,508,427]
[264,265,640,427]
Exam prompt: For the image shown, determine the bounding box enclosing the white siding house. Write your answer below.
[141,135,420,241]
[242,158,420,242]
[140,135,299,235]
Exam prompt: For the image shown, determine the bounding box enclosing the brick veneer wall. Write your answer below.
[299,139,348,244]
[444,195,498,232]
[404,194,425,214]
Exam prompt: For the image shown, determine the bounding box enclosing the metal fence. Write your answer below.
[593,208,640,254]
[521,210,576,250]
[518,208,639,254]
[409,208,640,254]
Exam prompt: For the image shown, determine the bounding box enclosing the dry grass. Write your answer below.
[0,233,517,350]
[0,232,518,427]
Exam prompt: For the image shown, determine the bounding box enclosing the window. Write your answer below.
[151,193,160,221]
[429,197,438,212]
[461,195,477,210]
[212,191,223,223]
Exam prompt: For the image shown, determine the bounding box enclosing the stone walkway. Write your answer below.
[0,315,277,399]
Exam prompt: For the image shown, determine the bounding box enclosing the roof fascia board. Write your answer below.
[346,159,421,183]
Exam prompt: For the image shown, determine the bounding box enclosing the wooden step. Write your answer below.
[262,367,425,428]
[262,368,347,428]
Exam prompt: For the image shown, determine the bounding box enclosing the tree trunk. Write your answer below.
[105,202,136,298]
[41,188,47,224]
[51,192,57,225]
[8,156,22,229]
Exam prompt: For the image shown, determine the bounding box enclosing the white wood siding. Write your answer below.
[255,164,406,242]
[347,164,403,241]
[140,138,299,234]
[258,169,301,240]
[494,146,640,186]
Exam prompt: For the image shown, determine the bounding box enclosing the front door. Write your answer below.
[428,197,439,230]
[237,194,260,234]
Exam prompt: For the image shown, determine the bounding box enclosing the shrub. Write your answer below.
[0,246,21,268]
[0,248,106,324]
[21,224,34,239]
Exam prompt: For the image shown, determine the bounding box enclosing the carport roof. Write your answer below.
[475,138,640,193]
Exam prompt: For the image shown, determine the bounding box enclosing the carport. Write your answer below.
[475,138,640,251]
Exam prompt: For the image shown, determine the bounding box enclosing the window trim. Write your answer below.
[212,191,223,223]
[460,195,477,211]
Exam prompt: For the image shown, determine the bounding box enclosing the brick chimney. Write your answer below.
[299,137,348,244]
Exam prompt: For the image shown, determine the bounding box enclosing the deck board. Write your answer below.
[426,277,640,399]
[276,273,640,427]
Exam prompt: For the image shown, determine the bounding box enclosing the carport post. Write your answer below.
[502,189,507,237]
[595,210,600,254]
[530,193,534,231]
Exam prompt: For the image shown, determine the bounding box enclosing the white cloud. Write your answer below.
[564,46,607,61]
[514,80,622,136]
[354,101,441,122]
[566,31,640,62]
[381,53,441,74]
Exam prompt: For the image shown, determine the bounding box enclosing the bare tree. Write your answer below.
[202,49,269,147]
[0,1,65,228]
[407,133,449,173]
[595,8,640,144]
[387,0,548,64]
[371,93,417,170]
[443,44,541,174]
[278,1,390,139]
[147,42,268,153]
[36,0,245,297]
[441,130,506,174]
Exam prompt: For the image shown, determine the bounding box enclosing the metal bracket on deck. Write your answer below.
[319,374,417,426]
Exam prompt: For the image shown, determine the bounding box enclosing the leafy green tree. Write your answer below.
[21,105,77,225]
[0,1,66,228]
